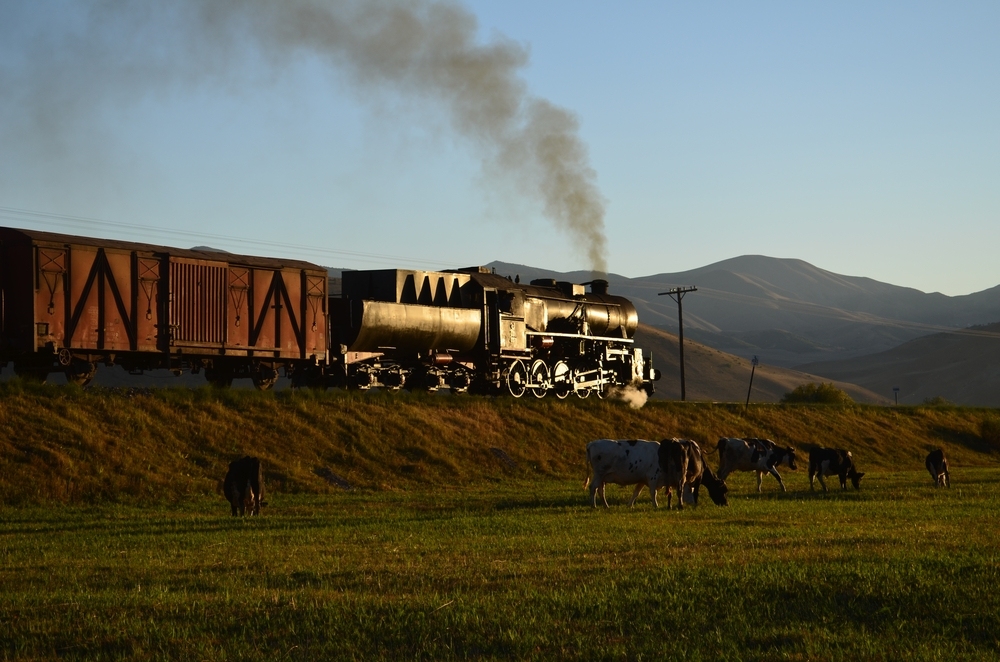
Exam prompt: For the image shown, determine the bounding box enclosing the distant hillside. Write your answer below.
[798,323,1000,407]
[635,324,887,404]
[488,258,1000,368]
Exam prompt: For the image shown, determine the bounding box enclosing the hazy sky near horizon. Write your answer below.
[1,1,998,296]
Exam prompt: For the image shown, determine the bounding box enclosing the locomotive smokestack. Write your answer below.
[589,279,609,296]
[10,0,609,273]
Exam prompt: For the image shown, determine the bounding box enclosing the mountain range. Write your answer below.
[481,257,1000,406]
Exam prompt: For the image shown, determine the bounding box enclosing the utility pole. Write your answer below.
[658,286,697,401]
[745,356,759,411]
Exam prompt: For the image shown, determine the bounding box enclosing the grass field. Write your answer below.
[3,469,1000,660]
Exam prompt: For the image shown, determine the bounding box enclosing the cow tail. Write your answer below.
[583,446,592,490]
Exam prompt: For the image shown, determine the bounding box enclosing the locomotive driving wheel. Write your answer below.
[504,359,527,398]
[551,361,572,399]
[529,359,549,399]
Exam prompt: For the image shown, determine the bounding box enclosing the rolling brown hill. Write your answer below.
[634,323,888,404]
[799,323,1000,407]
[488,257,1000,368]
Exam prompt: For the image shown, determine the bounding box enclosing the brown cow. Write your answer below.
[224,456,264,516]
[925,449,950,488]
[659,438,729,510]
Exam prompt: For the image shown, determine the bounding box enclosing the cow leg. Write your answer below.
[589,479,599,508]
[666,488,673,510]
[769,468,786,492]
[649,482,660,508]
[944,468,951,488]
[817,473,828,492]
[755,471,764,493]
[628,484,645,508]
[600,483,610,509]
[676,479,686,510]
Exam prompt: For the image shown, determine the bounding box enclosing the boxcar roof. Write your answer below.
[0,227,327,272]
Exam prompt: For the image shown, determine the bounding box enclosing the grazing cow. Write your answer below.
[659,438,729,509]
[716,437,798,492]
[224,456,264,516]
[585,439,667,508]
[926,449,950,488]
[808,448,864,491]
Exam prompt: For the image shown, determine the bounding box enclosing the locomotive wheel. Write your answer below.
[552,361,571,399]
[575,387,591,399]
[529,359,549,399]
[505,359,527,398]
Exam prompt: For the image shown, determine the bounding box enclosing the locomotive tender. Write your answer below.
[0,227,659,397]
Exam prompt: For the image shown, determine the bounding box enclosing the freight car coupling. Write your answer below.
[0,227,659,397]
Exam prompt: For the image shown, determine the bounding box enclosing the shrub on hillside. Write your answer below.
[781,382,854,405]
[981,416,1000,449]
[922,396,952,406]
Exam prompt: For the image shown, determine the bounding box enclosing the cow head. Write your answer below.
[848,469,865,490]
[784,447,798,471]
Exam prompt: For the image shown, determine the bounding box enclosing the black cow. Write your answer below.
[925,449,950,488]
[808,447,864,491]
[224,456,264,516]
[658,438,729,509]
[716,437,798,492]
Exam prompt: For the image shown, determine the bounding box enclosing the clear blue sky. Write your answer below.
[1,1,997,295]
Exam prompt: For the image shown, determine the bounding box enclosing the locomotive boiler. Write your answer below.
[0,226,659,397]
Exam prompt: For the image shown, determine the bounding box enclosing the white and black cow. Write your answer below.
[224,456,264,516]
[808,447,864,491]
[660,438,729,509]
[716,437,798,492]
[585,439,667,508]
[925,448,951,488]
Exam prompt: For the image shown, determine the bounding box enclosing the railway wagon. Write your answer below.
[0,227,329,388]
[329,266,659,397]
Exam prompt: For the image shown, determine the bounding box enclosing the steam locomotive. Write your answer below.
[0,227,659,397]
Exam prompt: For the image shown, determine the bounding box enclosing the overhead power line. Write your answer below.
[0,205,465,270]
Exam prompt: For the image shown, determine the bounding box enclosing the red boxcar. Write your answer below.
[0,228,328,388]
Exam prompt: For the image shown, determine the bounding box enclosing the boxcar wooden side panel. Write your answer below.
[134,255,163,353]
[226,266,250,351]
[34,244,67,351]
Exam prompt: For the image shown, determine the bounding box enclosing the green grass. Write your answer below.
[3,470,1000,660]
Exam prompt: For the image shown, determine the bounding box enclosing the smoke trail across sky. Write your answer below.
[1,0,608,273]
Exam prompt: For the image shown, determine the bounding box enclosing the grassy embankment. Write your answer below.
[1,380,999,504]
[3,382,1000,658]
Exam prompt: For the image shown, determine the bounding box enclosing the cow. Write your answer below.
[925,448,950,488]
[716,437,798,492]
[585,439,667,508]
[808,447,864,491]
[659,438,729,509]
[224,456,264,516]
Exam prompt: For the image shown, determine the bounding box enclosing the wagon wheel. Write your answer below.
[66,361,97,387]
[551,360,572,399]
[252,365,279,391]
[529,359,549,399]
[504,359,527,398]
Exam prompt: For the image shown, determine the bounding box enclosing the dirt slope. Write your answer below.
[635,324,888,404]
